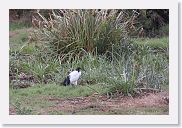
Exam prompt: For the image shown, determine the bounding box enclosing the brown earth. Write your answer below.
[10,91,169,115]
[45,91,168,114]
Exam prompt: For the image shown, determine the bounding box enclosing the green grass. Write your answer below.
[9,84,168,115]
[105,106,169,115]
[10,84,108,99]
[9,31,29,50]
[74,106,169,115]
[20,44,37,54]
[132,37,169,49]
[9,22,31,31]
[9,84,108,115]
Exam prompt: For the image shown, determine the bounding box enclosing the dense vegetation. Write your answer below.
[9,9,169,115]
[10,9,169,38]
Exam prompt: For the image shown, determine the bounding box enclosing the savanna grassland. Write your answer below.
[9,9,169,115]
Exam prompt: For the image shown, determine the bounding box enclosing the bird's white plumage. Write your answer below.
[69,70,81,85]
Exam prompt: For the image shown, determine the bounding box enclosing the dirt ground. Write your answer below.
[9,91,169,115]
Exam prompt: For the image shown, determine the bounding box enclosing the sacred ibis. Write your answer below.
[63,67,81,86]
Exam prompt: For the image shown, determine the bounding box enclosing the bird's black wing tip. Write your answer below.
[63,76,70,86]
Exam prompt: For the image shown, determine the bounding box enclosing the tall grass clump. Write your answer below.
[100,40,168,96]
[32,9,137,57]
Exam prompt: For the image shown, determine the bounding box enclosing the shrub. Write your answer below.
[32,9,135,57]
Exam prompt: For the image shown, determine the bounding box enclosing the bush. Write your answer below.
[33,9,135,57]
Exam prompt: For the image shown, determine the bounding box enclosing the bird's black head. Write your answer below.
[76,67,81,72]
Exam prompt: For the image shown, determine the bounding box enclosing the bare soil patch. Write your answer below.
[44,91,169,114]
[9,91,169,115]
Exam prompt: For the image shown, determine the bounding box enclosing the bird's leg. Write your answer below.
[71,82,76,88]
[75,81,77,85]
[72,81,76,85]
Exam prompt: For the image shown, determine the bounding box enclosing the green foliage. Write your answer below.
[20,44,36,54]
[33,10,130,56]
[131,37,168,49]
[9,37,169,94]
[10,84,107,99]
[134,9,169,37]
[9,22,31,31]
[159,25,169,36]
[9,10,169,96]
[13,100,32,115]
[10,32,29,50]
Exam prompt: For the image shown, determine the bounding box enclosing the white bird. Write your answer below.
[63,67,81,86]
